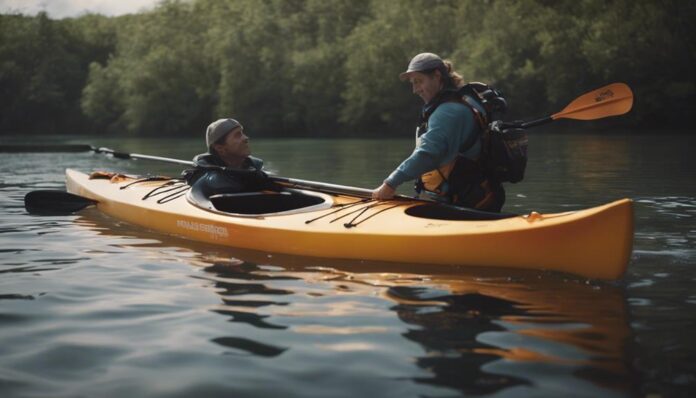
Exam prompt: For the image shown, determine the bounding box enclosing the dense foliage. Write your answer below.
[1,0,694,137]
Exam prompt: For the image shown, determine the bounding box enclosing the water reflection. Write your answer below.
[387,277,632,395]
[202,261,291,331]
[391,287,530,393]
[198,259,313,359]
[72,210,634,396]
[563,135,632,185]
[211,336,287,357]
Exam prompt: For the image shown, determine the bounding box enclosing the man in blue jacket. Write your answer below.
[371,53,504,212]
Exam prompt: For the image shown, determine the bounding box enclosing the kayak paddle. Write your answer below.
[509,82,633,129]
[24,190,97,214]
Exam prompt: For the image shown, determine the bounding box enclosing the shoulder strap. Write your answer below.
[458,82,507,121]
[461,96,488,130]
[456,95,488,155]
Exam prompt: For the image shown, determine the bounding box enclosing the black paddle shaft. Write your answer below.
[500,116,553,130]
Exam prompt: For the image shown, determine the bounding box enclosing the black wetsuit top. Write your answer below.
[183,153,276,197]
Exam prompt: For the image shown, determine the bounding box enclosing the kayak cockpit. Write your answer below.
[405,203,518,221]
[210,191,331,215]
[187,187,333,217]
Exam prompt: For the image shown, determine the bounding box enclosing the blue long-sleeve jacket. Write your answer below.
[385,99,483,189]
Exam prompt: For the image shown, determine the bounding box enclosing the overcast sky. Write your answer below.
[0,0,162,18]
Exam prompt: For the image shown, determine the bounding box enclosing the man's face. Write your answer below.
[214,127,250,158]
[409,71,442,103]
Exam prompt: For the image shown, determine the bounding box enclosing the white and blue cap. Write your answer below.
[399,52,446,81]
[206,118,242,149]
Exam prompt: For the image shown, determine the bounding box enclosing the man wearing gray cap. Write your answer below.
[184,118,274,196]
[371,53,505,212]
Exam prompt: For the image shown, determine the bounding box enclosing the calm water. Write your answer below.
[1,133,695,397]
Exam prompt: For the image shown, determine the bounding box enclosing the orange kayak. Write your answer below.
[65,169,633,279]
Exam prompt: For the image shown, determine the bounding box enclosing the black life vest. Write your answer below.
[415,83,515,212]
[182,153,275,197]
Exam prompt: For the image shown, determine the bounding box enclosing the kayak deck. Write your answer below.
[65,169,633,279]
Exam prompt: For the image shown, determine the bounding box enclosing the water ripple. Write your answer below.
[0,294,35,300]
[212,337,287,357]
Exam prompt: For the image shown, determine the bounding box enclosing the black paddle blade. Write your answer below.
[24,190,97,214]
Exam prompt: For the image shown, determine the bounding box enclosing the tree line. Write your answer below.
[1,0,694,137]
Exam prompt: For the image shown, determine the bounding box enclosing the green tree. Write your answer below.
[283,0,370,135]
[81,1,216,136]
[580,0,696,127]
[207,0,289,135]
[3,0,695,136]
[0,12,110,134]
[341,0,465,134]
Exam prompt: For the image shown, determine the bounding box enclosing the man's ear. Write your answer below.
[212,143,224,155]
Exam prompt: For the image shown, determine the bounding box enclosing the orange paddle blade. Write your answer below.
[552,83,633,121]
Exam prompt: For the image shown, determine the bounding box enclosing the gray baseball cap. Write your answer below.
[399,53,445,80]
[206,118,243,149]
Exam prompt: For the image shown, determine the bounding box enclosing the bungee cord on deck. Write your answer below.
[305,198,401,228]
[118,176,190,204]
